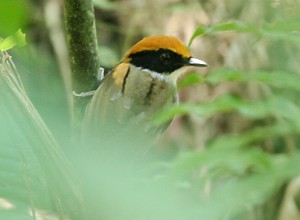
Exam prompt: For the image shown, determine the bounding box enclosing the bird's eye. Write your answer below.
[160,52,171,64]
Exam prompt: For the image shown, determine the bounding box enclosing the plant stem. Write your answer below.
[64,0,100,128]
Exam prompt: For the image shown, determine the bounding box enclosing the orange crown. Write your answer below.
[122,35,191,62]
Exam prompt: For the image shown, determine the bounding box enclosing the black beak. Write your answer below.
[187,57,208,67]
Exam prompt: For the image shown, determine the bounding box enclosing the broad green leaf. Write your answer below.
[0,1,28,35]
[0,53,82,218]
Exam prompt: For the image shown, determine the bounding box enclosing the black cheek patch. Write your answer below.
[129,49,188,74]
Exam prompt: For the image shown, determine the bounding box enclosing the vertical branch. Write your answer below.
[64,0,100,127]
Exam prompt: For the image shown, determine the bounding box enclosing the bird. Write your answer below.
[81,35,208,146]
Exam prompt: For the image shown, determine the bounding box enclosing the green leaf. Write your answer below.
[93,0,117,10]
[188,26,206,46]
[189,20,300,45]
[0,1,28,35]
[0,29,26,51]
[189,21,256,45]
[208,21,255,33]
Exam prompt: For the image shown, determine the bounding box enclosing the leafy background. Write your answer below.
[1,0,300,219]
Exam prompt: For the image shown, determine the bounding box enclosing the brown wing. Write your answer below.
[81,64,178,146]
[81,64,142,144]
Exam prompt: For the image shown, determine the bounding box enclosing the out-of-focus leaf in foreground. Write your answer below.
[0,52,82,219]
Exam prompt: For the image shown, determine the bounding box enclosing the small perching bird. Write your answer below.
[82,35,207,144]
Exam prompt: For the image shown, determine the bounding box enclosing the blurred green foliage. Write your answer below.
[154,12,300,220]
[1,0,300,220]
